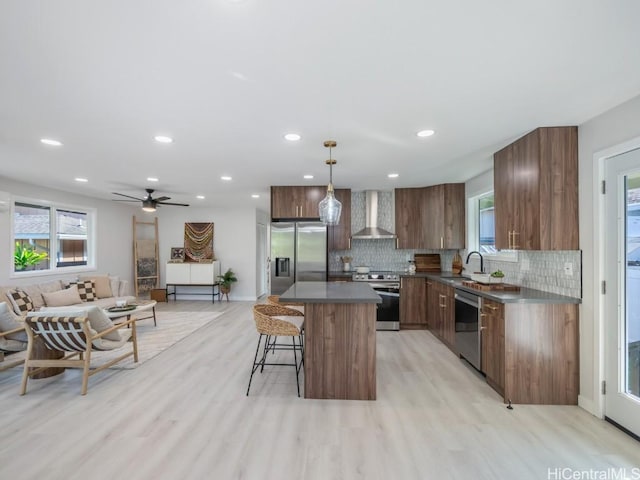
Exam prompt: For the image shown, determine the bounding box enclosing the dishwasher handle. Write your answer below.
[454,291,481,308]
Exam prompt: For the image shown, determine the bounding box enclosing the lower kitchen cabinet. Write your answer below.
[481,299,505,393]
[481,300,578,405]
[399,276,427,329]
[426,279,455,349]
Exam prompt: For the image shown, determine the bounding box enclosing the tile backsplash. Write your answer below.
[330,190,582,299]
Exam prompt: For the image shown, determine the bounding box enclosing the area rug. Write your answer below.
[97,310,224,369]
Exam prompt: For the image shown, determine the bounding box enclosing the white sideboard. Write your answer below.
[166,261,221,302]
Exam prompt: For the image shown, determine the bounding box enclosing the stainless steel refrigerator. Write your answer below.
[270,222,327,295]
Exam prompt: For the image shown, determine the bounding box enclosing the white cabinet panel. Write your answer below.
[166,261,220,285]
[166,264,191,284]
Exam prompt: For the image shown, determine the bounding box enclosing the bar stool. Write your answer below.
[266,295,305,314]
[246,304,305,397]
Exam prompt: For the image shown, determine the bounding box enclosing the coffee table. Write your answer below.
[105,300,157,326]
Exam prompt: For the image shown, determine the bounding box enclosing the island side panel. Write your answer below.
[304,302,376,400]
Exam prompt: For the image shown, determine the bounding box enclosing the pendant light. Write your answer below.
[318,140,342,225]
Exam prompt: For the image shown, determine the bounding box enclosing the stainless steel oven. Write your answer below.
[353,272,400,331]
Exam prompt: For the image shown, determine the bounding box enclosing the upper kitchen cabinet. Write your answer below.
[328,188,352,250]
[493,126,578,250]
[271,186,325,220]
[425,183,465,249]
[395,184,465,250]
[395,187,427,249]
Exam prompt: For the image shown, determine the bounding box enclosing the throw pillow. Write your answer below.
[42,284,83,307]
[7,289,35,315]
[65,280,96,302]
[38,305,122,341]
[108,276,120,297]
[0,301,27,342]
[80,276,113,299]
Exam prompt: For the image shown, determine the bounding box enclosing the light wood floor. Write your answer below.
[0,300,638,479]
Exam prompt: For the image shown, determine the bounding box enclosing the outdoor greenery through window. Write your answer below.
[13,201,92,273]
[478,192,495,254]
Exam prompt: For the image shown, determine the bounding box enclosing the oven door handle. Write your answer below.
[375,290,400,298]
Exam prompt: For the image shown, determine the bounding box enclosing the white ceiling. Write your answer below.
[2,0,640,212]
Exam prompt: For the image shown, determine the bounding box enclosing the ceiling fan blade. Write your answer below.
[154,196,171,202]
[112,192,143,201]
[157,201,190,207]
[112,199,140,203]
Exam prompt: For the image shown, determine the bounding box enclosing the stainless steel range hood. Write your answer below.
[351,190,397,239]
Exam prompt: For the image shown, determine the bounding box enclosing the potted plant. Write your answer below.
[217,268,238,300]
[14,242,48,271]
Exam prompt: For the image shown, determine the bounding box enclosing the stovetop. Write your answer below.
[352,271,400,282]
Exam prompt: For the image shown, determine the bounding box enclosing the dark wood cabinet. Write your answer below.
[399,276,427,329]
[395,184,465,250]
[394,187,427,249]
[481,299,505,393]
[426,279,455,348]
[480,300,578,405]
[425,183,465,249]
[493,126,578,250]
[328,189,351,250]
[271,186,326,220]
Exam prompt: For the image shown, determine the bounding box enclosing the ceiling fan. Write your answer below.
[112,189,190,212]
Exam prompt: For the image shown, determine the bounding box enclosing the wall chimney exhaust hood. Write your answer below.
[351,190,397,240]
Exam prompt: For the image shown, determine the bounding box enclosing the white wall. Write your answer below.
[157,206,263,301]
[0,177,267,302]
[0,177,137,289]
[578,93,640,416]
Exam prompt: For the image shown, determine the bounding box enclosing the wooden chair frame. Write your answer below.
[0,325,27,372]
[21,315,138,395]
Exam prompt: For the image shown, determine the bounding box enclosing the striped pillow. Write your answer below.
[7,289,35,315]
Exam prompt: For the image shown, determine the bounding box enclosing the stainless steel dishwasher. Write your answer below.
[454,289,481,370]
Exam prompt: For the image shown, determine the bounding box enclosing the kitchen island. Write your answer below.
[281,281,381,400]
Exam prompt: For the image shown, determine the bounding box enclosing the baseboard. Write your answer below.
[168,294,257,302]
[578,394,600,417]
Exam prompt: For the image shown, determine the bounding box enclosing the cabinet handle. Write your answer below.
[440,237,444,249]
[486,305,498,311]
[348,237,351,250]
[480,326,487,331]
[512,231,519,249]
[395,237,399,249]
[508,230,512,249]
[426,282,432,286]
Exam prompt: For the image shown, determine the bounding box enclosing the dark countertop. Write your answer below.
[280,281,382,304]
[402,272,582,305]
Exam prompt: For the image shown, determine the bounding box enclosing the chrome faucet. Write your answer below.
[465,251,484,273]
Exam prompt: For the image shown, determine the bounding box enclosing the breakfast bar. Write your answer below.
[280,281,381,400]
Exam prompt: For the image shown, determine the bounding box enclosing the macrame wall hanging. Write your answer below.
[184,222,214,262]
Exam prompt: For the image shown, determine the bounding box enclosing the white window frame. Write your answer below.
[467,189,518,263]
[10,196,97,279]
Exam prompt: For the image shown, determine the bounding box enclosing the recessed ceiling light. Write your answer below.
[221,176,232,181]
[284,133,301,142]
[303,174,314,179]
[74,177,88,182]
[147,177,159,182]
[41,138,63,146]
[154,135,173,143]
[416,130,435,138]
[251,194,260,199]
[388,173,399,178]
[196,195,205,199]
[230,71,248,81]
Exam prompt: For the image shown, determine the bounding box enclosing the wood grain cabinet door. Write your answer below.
[328,189,351,250]
[399,276,427,327]
[494,144,514,250]
[442,284,456,347]
[481,299,505,392]
[394,188,427,249]
[443,183,465,249]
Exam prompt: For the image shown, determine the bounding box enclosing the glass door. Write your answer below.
[605,147,640,436]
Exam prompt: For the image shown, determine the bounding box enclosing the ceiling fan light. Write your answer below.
[142,199,156,212]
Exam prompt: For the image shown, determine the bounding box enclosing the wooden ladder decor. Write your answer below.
[133,216,160,297]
